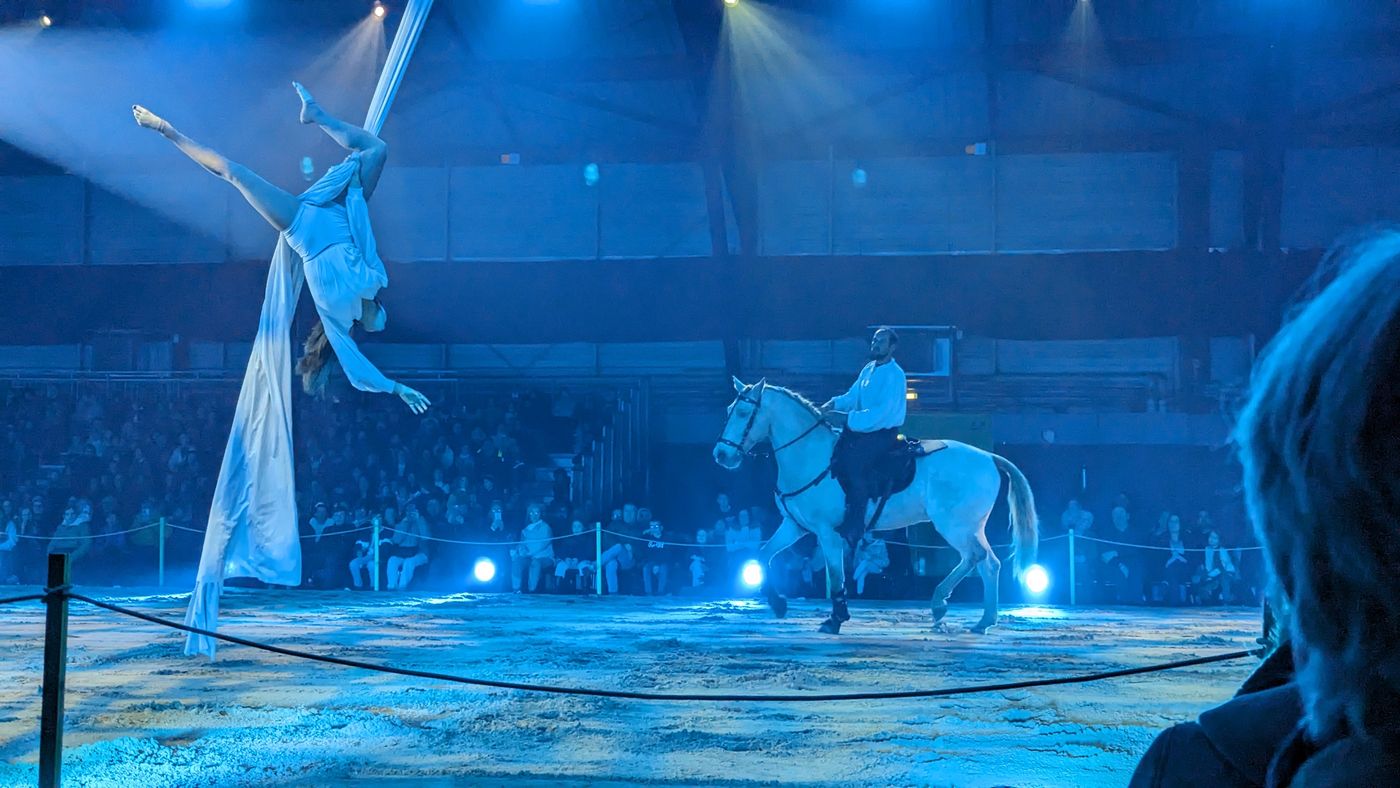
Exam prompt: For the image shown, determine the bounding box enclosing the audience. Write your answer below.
[852,533,890,596]
[552,519,595,592]
[637,519,673,596]
[385,501,432,591]
[511,503,555,593]
[0,379,1267,605]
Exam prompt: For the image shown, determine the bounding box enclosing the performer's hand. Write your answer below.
[394,383,431,415]
[819,399,835,412]
[825,410,849,428]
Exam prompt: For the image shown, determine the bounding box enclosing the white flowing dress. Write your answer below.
[184,151,393,658]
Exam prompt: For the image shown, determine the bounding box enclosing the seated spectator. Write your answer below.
[472,500,514,590]
[1060,498,1093,535]
[386,502,432,591]
[1152,514,1192,605]
[688,527,711,592]
[852,533,890,596]
[349,505,396,589]
[552,519,595,593]
[638,520,674,596]
[795,540,823,596]
[1193,529,1240,605]
[598,506,638,595]
[511,503,555,593]
[304,504,354,589]
[87,511,129,584]
[1098,504,1145,604]
[1133,232,1400,786]
[0,508,17,585]
[46,502,93,568]
[709,518,731,581]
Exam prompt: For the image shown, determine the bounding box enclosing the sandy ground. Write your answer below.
[0,588,1259,787]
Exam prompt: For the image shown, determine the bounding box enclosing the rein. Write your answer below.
[717,385,839,520]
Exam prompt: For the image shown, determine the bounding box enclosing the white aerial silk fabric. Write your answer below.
[185,0,436,659]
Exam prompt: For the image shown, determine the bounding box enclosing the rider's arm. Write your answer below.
[846,363,906,432]
[829,365,867,411]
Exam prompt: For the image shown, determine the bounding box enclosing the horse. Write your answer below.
[713,377,1038,635]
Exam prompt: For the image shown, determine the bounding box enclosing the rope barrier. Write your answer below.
[64,592,1257,703]
[164,522,377,541]
[1075,534,1265,553]
[377,526,584,547]
[0,592,45,607]
[13,521,162,541]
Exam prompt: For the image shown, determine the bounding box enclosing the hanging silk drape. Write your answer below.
[185,0,436,659]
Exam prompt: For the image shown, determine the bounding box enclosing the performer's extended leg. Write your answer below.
[294,83,388,197]
[132,106,298,232]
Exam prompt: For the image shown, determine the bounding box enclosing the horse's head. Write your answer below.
[713,376,770,470]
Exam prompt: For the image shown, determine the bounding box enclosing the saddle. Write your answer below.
[837,438,948,531]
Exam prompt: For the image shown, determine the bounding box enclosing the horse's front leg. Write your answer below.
[815,526,851,634]
[758,516,806,619]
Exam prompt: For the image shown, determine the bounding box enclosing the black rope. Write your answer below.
[0,593,45,607]
[67,593,1255,703]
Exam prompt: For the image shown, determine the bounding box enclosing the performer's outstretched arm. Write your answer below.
[294,82,388,199]
[132,105,299,232]
[317,313,431,414]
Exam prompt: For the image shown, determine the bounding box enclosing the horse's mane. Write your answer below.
[764,384,823,417]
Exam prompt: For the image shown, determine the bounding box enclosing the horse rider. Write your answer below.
[821,326,908,547]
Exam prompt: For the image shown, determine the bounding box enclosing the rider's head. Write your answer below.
[870,327,898,361]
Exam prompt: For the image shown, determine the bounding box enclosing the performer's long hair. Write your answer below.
[297,320,333,397]
[1234,227,1400,742]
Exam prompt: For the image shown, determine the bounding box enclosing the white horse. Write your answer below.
[713,378,1038,634]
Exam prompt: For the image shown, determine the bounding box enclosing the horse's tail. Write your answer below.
[991,453,1038,580]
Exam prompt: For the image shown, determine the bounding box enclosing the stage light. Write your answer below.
[373,2,387,18]
[851,168,868,188]
[472,558,497,583]
[187,0,235,8]
[724,0,739,6]
[1023,564,1050,596]
[39,14,53,27]
[583,162,600,187]
[740,559,764,589]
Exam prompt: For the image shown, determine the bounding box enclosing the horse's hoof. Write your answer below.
[971,621,996,635]
[770,596,788,619]
[818,618,842,635]
[931,605,948,624]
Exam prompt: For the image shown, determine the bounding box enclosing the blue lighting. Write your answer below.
[740,560,764,589]
[583,163,600,187]
[187,0,235,8]
[851,168,868,188]
[472,558,497,583]
[1022,564,1050,596]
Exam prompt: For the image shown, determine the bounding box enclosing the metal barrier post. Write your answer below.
[594,521,603,596]
[372,520,381,592]
[1068,529,1077,607]
[157,518,166,587]
[39,553,70,788]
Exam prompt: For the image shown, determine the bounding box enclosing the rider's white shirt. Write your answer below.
[833,359,907,432]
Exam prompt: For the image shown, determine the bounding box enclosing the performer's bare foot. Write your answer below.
[132,105,170,136]
[293,81,323,125]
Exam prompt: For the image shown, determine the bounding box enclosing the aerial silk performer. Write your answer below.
[130,0,437,659]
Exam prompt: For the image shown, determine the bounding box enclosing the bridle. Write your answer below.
[717,384,830,458]
[716,384,838,520]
